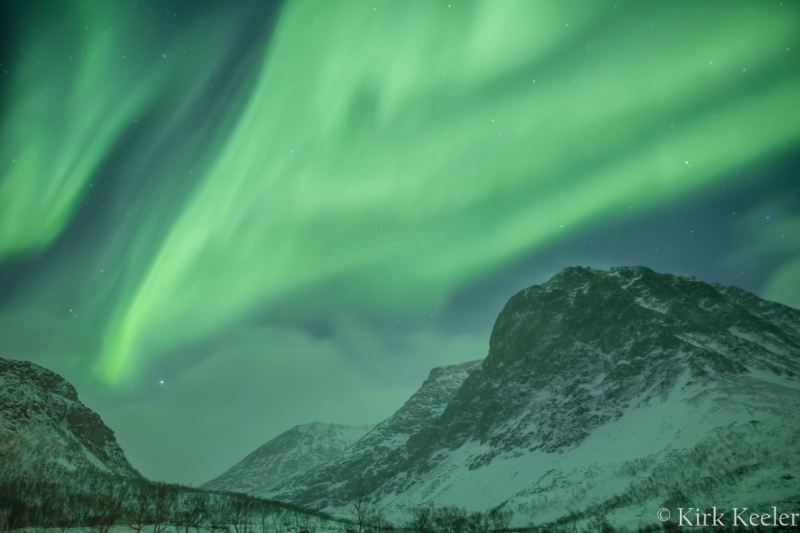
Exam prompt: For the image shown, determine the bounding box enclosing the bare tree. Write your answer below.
[257,502,275,533]
[151,484,177,533]
[407,506,433,533]
[487,507,512,531]
[433,507,468,533]
[231,497,254,533]
[466,512,490,533]
[367,507,391,533]
[269,506,286,533]
[87,494,121,533]
[187,494,209,533]
[125,492,152,533]
[300,511,318,533]
[350,493,374,533]
[209,499,232,533]
[174,493,208,533]
[173,503,190,533]
[289,508,303,533]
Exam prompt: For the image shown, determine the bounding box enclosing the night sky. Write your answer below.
[1,0,799,486]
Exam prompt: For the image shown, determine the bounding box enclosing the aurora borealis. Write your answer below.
[1,0,799,485]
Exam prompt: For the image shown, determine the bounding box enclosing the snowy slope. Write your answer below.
[203,422,374,493]
[263,266,800,529]
[0,357,140,482]
[380,369,800,528]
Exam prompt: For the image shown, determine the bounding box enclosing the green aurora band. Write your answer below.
[0,3,165,258]
[1,1,799,387]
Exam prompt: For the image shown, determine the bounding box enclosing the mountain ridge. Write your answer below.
[242,266,800,528]
[203,421,374,493]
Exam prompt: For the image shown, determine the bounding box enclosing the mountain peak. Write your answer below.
[0,357,140,481]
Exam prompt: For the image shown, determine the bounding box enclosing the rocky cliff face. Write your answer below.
[0,357,140,482]
[408,265,800,466]
[203,422,373,493]
[261,267,800,528]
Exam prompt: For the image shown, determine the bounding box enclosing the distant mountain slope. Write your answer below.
[203,422,374,493]
[0,357,141,482]
[256,359,483,506]
[261,266,800,529]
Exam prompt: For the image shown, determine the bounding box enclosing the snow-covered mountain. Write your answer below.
[0,357,140,482]
[256,359,482,505]
[257,266,800,529]
[203,422,374,493]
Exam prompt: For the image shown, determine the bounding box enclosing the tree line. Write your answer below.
[349,493,513,533]
[0,462,520,533]
[0,473,327,533]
